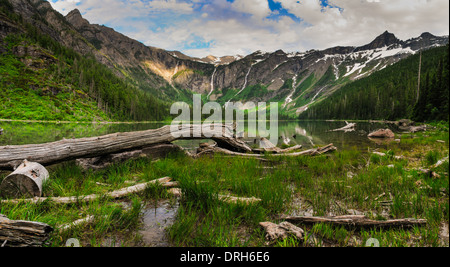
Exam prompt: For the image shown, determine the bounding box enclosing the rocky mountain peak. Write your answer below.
[67,8,81,17]
[356,31,402,52]
[420,32,436,39]
[65,8,89,28]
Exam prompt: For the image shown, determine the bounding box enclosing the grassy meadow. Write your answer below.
[0,122,448,247]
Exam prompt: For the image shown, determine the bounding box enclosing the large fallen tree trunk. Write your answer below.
[284,215,427,229]
[0,214,53,247]
[0,124,252,171]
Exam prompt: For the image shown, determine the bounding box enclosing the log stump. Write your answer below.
[0,160,49,199]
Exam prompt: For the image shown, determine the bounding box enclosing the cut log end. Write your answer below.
[0,161,49,199]
[0,174,41,199]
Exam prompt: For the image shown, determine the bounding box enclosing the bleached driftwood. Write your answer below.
[197,144,336,159]
[372,151,404,160]
[329,121,356,133]
[0,177,172,205]
[218,195,262,205]
[259,221,304,242]
[58,215,96,233]
[167,188,262,205]
[416,156,449,178]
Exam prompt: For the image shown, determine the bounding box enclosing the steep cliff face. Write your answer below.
[2,0,449,117]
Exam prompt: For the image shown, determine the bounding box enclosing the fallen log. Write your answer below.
[415,156,448,178]
[400,125,427,133]
[252,145,303,154]
[0,160,49,199]
[329,121,356,133]
[58,215,96,233]
[0,124,252,171]
[218,194,262,205]
[372,151,404,160]
[284,215,427,229]
[0,177,172,205]
[167,188,262,205]
[259,137,277,150]
[0,214,54,247]
[432,156,449,169]
[196,144,336,159]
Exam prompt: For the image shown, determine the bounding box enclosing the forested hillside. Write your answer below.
[299,45,449,122]
[0,0,169,122]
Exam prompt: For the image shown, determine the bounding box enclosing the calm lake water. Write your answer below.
[0,120,400,151]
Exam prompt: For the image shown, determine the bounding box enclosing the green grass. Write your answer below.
[0,123,448,247]
[0,37,110,122]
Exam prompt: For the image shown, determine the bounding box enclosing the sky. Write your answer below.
[49,0,449,58]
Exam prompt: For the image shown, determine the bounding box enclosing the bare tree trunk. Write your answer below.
[417,51,422,104]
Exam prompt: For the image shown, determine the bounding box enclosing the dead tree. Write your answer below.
[0,124,252,171]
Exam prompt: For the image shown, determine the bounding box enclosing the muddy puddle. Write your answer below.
[138,200,179,247]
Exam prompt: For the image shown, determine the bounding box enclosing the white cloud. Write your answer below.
[49,0,449,57]
[281,0,450,48]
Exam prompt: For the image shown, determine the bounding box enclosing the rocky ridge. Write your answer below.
[2,0,449,115]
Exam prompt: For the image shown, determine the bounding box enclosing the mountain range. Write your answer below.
[1,0,449,120]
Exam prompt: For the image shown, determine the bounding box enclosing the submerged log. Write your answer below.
[0,214,53,247]
[0,124,252,171]
[0,160,49,199]
[285,215,427,229]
